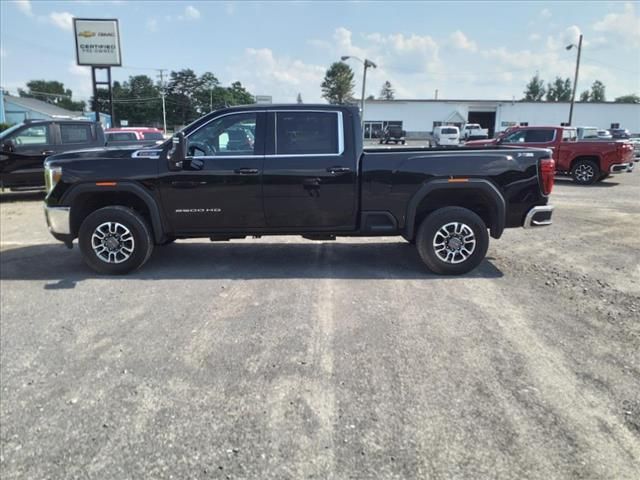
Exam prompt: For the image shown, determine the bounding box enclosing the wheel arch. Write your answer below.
[405,179,506,240]
[62,182,167,243]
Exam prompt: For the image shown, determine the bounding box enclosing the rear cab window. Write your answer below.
[275,111,342,155]
[441,127,458,135]
[107,132,137,141]
[142,132,164,140]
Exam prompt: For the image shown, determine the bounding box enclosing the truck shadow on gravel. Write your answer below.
[0,191,46,203]
[554,178,620,188]
[0,242,503,287]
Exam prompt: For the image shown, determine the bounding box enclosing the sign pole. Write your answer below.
[107,67,115,126]
[91,66,100,124]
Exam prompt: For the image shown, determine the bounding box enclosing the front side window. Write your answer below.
[188,113,256,157]
[503,130,527,143]
[276,112,339,155]
[60,124,92,144]
[12,125,49,146]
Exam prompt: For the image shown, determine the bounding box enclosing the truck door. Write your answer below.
[262,110,358,229]
[0,123,55,188]
[160,111,266,232]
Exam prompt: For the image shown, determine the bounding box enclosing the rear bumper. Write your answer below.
[44,205,70,235]
[523,205,554,228]
[610,162,634,173]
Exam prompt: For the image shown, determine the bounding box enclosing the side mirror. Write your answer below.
[167,132,186,171]
[2,140,15,153]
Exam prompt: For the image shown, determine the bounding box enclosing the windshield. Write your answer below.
[0,124,24,140]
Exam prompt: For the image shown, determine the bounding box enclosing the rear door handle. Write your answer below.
[326,166,351,174]
[234,168,259,175]
[42,150,55,155]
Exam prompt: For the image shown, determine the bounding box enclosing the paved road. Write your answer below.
[1,172,639,479]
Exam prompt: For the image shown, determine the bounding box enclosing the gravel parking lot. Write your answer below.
[1,173,639,479]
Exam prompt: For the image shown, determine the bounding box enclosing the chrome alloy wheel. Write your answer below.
[91,222,135,264]
[575,163,595,182]
[433,222,476,264]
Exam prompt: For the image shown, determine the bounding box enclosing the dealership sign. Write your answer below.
[73,18,122,66]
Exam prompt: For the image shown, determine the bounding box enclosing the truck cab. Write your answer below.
[0,120,105,189]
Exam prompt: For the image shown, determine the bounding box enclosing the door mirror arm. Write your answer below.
[167,132,186,171]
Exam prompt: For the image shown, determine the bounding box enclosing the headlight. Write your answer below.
[44,165,62,194]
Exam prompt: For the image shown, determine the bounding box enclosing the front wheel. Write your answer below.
[415,207,489,275]
[78,206,154,274]
[571,159,599,185]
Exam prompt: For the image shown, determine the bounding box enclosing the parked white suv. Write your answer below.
[433,126,461,146]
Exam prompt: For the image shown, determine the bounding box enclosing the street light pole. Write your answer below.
[567,34,583,126]
[341,56,377,138]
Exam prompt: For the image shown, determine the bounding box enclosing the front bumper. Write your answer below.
[44,205,71,235]
[523,205,554,229]
[609,162,634,173]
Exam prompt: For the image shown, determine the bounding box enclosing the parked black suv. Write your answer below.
[0,120,105,189]
[379,125,406,145]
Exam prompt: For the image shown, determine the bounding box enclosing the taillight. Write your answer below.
[540,158,555,195]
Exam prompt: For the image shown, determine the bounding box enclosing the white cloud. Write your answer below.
[0,47,6,58]
[450,30,477,52]
[593,2,640,48]
[67,61,93,98]
[49,11,74,31]
[146,18,158,32]
[13,0,33,17]
[529,33,541,41]
[230,48,326,102]
[178,5,201,20]
[540,8,552,19]
[225,2,235,16]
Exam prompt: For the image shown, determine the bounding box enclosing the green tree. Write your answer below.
[111,75,162,127]
[227,81,255,105]
[166,69,201,125]
[546,77,572,102]
[523,74,546,101]
[579,90,590,102]
[614,93,640,103]
[321,62,355,104]
[19,80,85,111]
[379,80,395,100]
[589,80,606,102]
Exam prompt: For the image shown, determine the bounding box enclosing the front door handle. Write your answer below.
[326,166,351,174]
[171,180,207,188]
[234,168,259,175]
[42,150,55,155]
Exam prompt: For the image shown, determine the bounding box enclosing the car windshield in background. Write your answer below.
[442,128,457,134]
[142,132,164,140]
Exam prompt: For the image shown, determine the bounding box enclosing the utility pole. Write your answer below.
[567,34,583,126]
[157,69,168,135]
[341,56,377,139]
[435,89,438,100]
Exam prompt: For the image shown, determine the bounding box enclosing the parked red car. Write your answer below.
[467,126,635,184]
[105,127,165,146]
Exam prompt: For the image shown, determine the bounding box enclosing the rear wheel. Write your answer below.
[571,159,599,185]
[415,207,489,275]
[78,206,154,274]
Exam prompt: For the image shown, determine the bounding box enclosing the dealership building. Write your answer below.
[362,99,640,139]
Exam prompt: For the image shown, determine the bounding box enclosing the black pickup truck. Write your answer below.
[43,104,555,275]
[1,120,105,189]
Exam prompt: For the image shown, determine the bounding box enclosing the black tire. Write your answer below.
[571,159,600,185]
[415,207,489,275]
[78,206,154,275]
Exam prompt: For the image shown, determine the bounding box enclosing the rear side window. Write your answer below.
[563,129,577,142]
[524,129,555,143]
[276,112,339,155]
[143,132,164,140]
[60,124,92,144]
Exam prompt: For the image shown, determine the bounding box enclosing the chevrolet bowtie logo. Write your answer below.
[78,31,96,38]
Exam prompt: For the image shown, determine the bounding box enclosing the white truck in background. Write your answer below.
[462,123,489,141]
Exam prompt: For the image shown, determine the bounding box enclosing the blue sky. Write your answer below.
[1,0,639,104]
